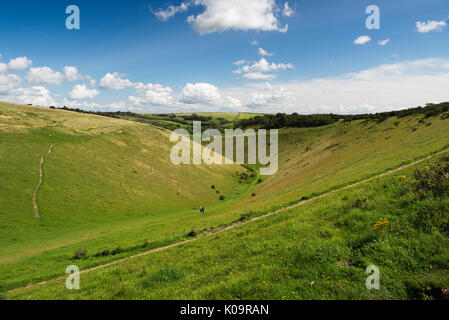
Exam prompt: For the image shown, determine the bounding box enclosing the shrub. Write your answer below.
[353,198,368,209]
[219,195,226,201]
[187,230,197,237]
[73,249,88,260]
[211,185,215,189]
[240,173,249,180]
[257,179,263,184]
[412,162,449,198]
[111,247,121,255]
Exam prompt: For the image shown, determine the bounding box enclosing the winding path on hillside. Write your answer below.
[7,147,449,294]
[32,144,56,219]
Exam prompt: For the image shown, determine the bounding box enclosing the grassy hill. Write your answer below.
[0,102,250,291]
[1,101,449,298]
[7,154,449,300]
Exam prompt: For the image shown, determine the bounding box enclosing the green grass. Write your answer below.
[0,102,253,291]
[8,155,448,300]
[1,101,449,298]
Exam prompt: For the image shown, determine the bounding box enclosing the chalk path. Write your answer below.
[32,144,56,219]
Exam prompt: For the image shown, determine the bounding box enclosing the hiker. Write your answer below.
[200,207,205,214]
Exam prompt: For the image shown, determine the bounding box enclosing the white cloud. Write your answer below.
[224,58,449,114]
[11,86,55,106]
[416,18,447,33]
[25,66,82,85]
[243,72,277,81]
[354,35,371,45]
[99,72,134,90]
[181,82,221,104]
[258,47,273,56]
[283,2,294,17]
[63,66,82,82]
[6,57,33,71]
[378,38,390,46]
[225,96,243,109]
[0,73,21,94]
[248,85,295,108]
[250,40,259,46]
[186,0,289,34]
[0,56,33,73]
[233,59,247,66]
[86,75,96,87]
[234,57,294,80]
[129,82,174,106]
[69,84,99,100]
[153,2,190,21]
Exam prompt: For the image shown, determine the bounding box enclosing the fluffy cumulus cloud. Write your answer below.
[69,84,99,100]
[25,66,82,85]
[224,58,449,114]
[248,84,295,110]
[0,56,32,73]
[11,86,55,106]
[181,82,221,104]
[154,0,290,34]
[129,82,174,106]
[225,96,243,109]
[354,35,371,45]
[416,18,448,33]
[0,73,21,94]
[99,72,134,90]
[189,0,288,34]
[233,57,294,80]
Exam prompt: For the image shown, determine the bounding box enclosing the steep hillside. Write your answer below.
[1,101,449,294]
[8,154,449,300]
[230,114,449,214]
[0,102,248,291]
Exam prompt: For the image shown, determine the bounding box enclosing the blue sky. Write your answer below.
[0,0,448,114]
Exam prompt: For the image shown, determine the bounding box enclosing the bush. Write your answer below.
[73,249,88,260]
[408,159,449,235]
[111,247,122,256]
[219,195,226,201]
[412,162,449,198]
[187,230,197,237]
[257,179,263,184]
[240,173,249,180]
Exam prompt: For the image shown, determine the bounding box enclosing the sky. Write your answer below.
[0,0,448,114]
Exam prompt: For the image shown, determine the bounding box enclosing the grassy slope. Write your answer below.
[0,102,249,291]
[8,155,448,300]
[231,115,449,214]
[2,102,449,295]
